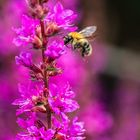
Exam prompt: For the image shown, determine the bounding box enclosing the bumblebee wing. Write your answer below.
[79,26,97,37]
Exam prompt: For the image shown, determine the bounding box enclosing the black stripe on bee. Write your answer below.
[64,35,73,45]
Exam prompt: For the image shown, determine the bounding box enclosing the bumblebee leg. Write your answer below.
[73,44,77,50]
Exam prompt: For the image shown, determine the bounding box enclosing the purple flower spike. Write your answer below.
[13,0,86,139]
[15,52,33,67]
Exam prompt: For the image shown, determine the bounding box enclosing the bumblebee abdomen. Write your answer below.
[77,39,92,57]
[85,44,92,56]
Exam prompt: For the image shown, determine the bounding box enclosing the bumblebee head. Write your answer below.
[64,35,73,45]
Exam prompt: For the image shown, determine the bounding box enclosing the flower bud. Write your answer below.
[29,4,48,19]
[31,105,46,113]
[26,0,39,7]
[45,22,59,36]
[35,26,42,38]
[48,68,62,76]
[32,35,43,49]
[34,5,45,19]
[42,7,49,16]
[55,134,65,140]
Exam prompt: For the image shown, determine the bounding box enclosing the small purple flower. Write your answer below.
[16,127,55,140]
[45,41,65,60]
[52,117,85,140]
[46,2,77,31]
[12,82,45,115]
[68,117,85,140]
[15,52,33,67]
[17,113,37,129]
[49,83,79,115]
[13,15,39,46]
[16,113,55,140]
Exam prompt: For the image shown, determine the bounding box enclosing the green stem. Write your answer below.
[40,19,51,129]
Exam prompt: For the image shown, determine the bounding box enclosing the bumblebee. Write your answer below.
[64,26,97,57]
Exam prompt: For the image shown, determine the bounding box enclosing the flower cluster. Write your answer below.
[13,0,85,140]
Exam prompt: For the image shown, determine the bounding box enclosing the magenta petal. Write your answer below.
[15,52,32,67]
[54,2,64,13]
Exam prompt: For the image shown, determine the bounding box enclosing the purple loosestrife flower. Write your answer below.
[13,15,39,47]
[46,2,77,32]
[49,84,79,116]
[13,0,86,140]
[52,117,85,140]
[66,117,85,140]
[17,113,37,129]
[12,82,47,115]
[45,41,65,60]
[15,52,33,67]
[16,113,55,140]
[16,126,55,140]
